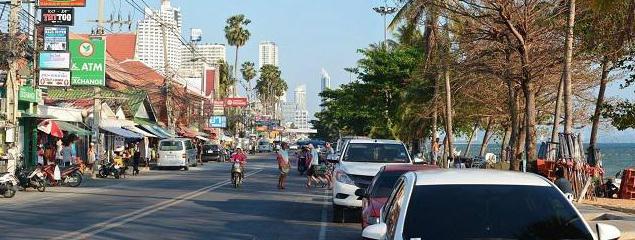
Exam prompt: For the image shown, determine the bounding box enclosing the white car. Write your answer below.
[157,138,198,170]
[362,169,622,240]
[257,140,272,152]
[332,139,412,223]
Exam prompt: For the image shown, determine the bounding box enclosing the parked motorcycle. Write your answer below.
[0,172,19,198]
[97,162,121,179]
[42,164,83,187]
[16,166,46,192]
[231,162,243,188]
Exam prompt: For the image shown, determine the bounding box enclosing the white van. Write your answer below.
[157,138,198,170]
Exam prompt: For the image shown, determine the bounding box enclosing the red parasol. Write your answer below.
[38,120,64,138]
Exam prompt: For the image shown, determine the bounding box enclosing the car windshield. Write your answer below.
[370,171,406,197]
[160,141,183,151]
[204,145,218,151]
[343,143,409,163]
[403,185,593,240]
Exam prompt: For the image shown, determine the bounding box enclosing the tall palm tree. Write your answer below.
[224,14,251,96]
[240,61,257,101]
[256,64,287,116]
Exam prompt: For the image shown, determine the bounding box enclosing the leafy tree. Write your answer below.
[224,14,251,96]
[255,64,287,116]
[240,61,257,101]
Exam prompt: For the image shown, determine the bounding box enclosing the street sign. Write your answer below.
[224,97,248,107]
[39,70,71,87]
[209,116,227,128]
[41,8,74,26]
[39,52,70,69]
[43,26,68,51]
[70,39,106,86]
[38,0,86,7]
[18,86,38,103]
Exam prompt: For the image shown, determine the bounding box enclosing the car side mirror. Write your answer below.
[597,223,621,240]
[355,188,368,198]
[362,223,387,240]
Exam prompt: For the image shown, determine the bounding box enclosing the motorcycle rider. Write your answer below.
[230,147,248,178]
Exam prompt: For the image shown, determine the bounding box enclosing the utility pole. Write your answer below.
[89,0,106,178]
[161,14,174,133]
[372,3,396,49]
[5,0,22,144]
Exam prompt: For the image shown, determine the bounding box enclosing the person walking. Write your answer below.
[431,138,440,165]
[276,142,290,190]
[554,167,574,195]
[61,142,74,167]
[132,151,141,176]
[306,144,323,189]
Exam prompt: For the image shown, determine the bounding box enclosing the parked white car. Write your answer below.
[157,138,198,170]
[257,140,272,152]
[332,139,412,223]
[362,169,622,240]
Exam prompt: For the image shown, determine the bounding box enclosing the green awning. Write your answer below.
[56,121,92,136]
[140,125,170,139]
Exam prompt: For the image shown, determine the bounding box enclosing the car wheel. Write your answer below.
[332,204,345,223]
[183,166,189,171]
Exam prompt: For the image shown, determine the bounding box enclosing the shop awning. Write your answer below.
[139,125,175,139]
[56,121,92,136]
[123,126,157,138]
[152,125,176,138]
[101,127,142,139]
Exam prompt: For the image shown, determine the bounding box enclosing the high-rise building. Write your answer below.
[259,41,279,68]
[180,43,226,77]
[294,85,306,111]
[294,110,310,129]
[281,101,297,127]
[135,0,182,75]
[321,68,331,92]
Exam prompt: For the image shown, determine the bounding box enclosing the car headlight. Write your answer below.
[367,216,380,225]
[335,170,355,185]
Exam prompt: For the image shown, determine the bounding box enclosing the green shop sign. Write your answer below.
[18,86,39,103]
[70,38,105,86]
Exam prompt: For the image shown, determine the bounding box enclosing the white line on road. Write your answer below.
[318,190,329,240]
[52,169,264,240]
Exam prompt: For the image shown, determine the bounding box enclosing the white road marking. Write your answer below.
[318,190,329,240]
[53,169,263,240]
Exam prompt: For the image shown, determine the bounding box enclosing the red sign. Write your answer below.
[224,97,248,107]
[39,0,87,7]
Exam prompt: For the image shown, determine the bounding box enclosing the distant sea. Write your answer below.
[453,143,635,176]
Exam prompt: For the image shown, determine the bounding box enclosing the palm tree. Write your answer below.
[224,14,251,96]
[217,60,235,98]
[256,64,288,116]
[240,61,257,101]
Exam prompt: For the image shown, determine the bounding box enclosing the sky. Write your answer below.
[68,0,635,142]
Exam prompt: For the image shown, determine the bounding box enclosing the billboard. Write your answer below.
[39,70,71,87]
[191,28,202,42]
[39,52,70,69]
[38,0,86,7]
[224,97,248,107]
[212,100,224,115]
[70,39,106,86]
[209,116,227,128]
[204,67,218,97]
[41,8,74,26]
[43,26,68,51]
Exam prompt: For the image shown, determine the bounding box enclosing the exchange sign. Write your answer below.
[38,0,86,7]
[41,8,74,26]
[224,97,248,108]
[70,39,105,86]
[209,116,227,128]
[43,26,68,51]
[39,52,70,69]
[39,70,71,87]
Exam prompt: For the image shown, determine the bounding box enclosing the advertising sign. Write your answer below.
[209,116,227,128]
[41,8,74,26]
[18,86,37,103]
[224,97,248,107]
[212,100,224,115]
[43,26,68,51]
[39,52,70,69]
[191,28,202,42]
[39,70,71,87]
[70,39,106,86]
[38,0,86,7]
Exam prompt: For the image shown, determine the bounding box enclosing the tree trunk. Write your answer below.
[589,58,610,148]
[501,124,511,162]
[464,122,478,157]
[233,46,240,97]
[442,135,448,168]
[504,51,520,171]
[479,117,494,157]
[551,76,564,142]
[563,0,576,134]
[514,99,525,171]
[523,81,538,172]
[444,70,454,161]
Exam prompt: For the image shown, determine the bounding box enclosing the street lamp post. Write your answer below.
[372,5,397,48]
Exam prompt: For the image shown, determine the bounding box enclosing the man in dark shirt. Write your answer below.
[554,167,573,194]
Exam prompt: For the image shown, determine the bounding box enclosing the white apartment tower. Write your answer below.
[321,68,331,92]
[180,43,226,77]
[135,0,182,75]
[259,41,279,68]
[294,85,307,111]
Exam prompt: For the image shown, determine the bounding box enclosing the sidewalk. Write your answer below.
[576,203,635,239]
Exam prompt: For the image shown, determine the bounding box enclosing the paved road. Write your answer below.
[0,153,360,240]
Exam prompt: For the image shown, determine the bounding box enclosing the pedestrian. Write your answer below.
[554,167,574,195]
[61,142,74,167]
[431,138,440,165]
[325,142,335,155]
[6,143,18,174]
[132,151,141,176]
[306,144,323,189]
[55,139,63,166]
[37,145,45,166]
[276,142,290,190]
[87,143,96,165]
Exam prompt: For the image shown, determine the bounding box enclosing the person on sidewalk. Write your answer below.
[132,151,141,176]
[276,142,290,190]
[555,167,573,195]
[431,138,440,165]
[306,144,324,189]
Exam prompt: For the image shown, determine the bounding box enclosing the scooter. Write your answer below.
[231,162,243,188]
[0,172,19,198]
[97,162,121,179]
[16,166,46,192]
[297,156,307,175]
[42,164,83,187]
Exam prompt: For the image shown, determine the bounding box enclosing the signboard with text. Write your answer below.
[41,8,74,26]
[224,97,248,108]
[39,70,71,87]
[43,26,68,51]
[212,100,224,115]
[39,52,70,69]
[38,0,86,7]
[209,116,227,128]
[70,39,105,86]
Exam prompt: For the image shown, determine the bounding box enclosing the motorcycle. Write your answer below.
[42,164,83,187]
[0,172,19,198]
[297,155,307,175]
[97,162,121,179]
[16,166,46,192]
[231,162,243,188]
